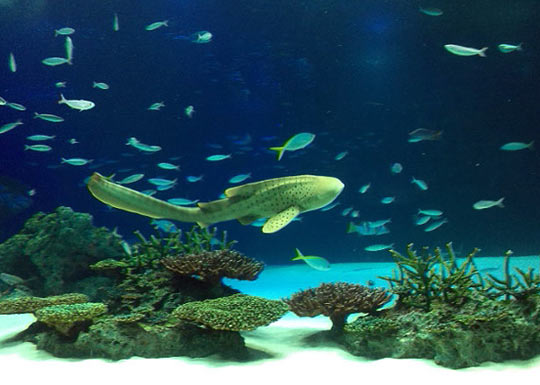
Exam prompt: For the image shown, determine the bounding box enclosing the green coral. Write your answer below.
[484,250,540,301]
[171,294,289,331]
[35,302,108,335]
[0,206,124,295]
[128,226,237,270]
[0,293,89,314]
[379,243,482,311]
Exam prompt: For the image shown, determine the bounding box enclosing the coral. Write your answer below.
[161,250,264,285]
[341,294,540,368]
[171,294,289,331]
[0,293,89,314]
[130,225,237,268]
[379,243,482,311]
[0,206,124,295]
[484,250,540,301]
[283,282,391,333]
[21,316,247,360]
[35,302,108,336]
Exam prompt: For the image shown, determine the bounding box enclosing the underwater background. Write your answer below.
[1,0,539,264]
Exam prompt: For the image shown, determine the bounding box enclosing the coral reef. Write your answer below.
[35,302,108,336]
[21,317,247,360]
[172,294,289,331]
[0,206,123,296]
[0,293,89,314]
[340,243,540,368]
[162,250,264,285]
[0,221,264,360]
[283,282,391,333]
[341,294,540,368]
[484,250,540,301]
[379,242,481,311]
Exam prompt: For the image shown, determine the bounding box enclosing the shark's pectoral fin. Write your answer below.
[262,206,300,233]
[237,215,260,225]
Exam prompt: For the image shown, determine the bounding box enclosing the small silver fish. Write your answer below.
[444,44,487,57]
[473,198,504,210]
[500,141,533,151]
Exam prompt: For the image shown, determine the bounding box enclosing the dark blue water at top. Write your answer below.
[1,0,539,264]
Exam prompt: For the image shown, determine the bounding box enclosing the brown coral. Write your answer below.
[161,250,264,285]
[283,282,392,333]
[171,294,289,331]
[0,293,89,314]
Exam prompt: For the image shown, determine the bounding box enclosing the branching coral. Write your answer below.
[130,225,237,269]
[484,250,540,301]
[379,243,482,311]
[161,250,264,285]
[171,294,289,331]
[283,282,391,333]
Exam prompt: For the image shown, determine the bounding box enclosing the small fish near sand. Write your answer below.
[365,243,394,252]
[291,248,330,271]
[444,44,488,57]
[473,198,504,210]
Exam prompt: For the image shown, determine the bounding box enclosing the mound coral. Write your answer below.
[283,282,391,333]
[161,250,264,285]
[172,294,289,331]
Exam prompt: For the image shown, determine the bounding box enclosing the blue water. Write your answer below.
[1,0,539,264]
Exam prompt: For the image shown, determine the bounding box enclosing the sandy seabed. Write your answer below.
[1,257,539,385]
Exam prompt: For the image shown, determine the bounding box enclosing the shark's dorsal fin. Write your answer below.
[224,182,261,198]
[262,206,300,233]
[197,198,231,213]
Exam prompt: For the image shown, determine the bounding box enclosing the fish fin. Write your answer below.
[224,180,264,198]
[346,222,356,234]
[497,198,505,208]
[479,47,488,57]
[237,215,260,225]
[528,141,534,150]
[196,221,211,228]
[197,198,233,214]
[269,146,284,160]
[262,206,300,233]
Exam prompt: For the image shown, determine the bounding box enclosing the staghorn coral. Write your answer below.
[0,293,89,314]
[171,294,289,331]
[161,250,264,285]
[379,243,482,311]
[484,250,540,301]
[35,302,107,336]
[283,282,391,333]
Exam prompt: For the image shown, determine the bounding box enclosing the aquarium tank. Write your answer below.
[0,0,539,381]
